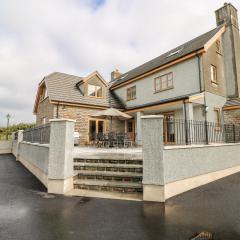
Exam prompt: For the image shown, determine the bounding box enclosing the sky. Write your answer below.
[0,0,239,126]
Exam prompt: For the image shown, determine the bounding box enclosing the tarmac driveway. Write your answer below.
[0,154,240,240]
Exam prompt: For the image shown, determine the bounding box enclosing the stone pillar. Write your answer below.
[48,119,75,194]
[183,102,194,144]
[15,130,23,161]
[136,111,143,145]
[184,102,194,120]
[141,115,165,202]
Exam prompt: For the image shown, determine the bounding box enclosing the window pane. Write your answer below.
[96,86,103,97]
[161,75,167,89]
[88,84,96,96]
[155,78,161,91]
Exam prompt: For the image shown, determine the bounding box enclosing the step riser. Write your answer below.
[74,166,142,173]
[76,174,142,182]
[74,159,142,165]
[74,184,143,193]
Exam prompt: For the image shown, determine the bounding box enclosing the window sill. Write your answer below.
[211,81,218,87]
[154,87,174,94]
[126,98,136,102]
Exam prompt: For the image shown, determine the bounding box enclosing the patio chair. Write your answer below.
[108,132,118,148]
[116,133,125,148]
[123,133,133,148]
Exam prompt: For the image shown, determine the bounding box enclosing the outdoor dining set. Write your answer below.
[90,132,134,148]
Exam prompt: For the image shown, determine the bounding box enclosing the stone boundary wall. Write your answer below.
[163,143,240,199]
[142,115,240,202]
[18,142,49,187]
[1,119,75,195]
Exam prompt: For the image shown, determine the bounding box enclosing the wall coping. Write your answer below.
[21,141,50,149]
[164,142,240,150]
[141,115,164,119]
[49,118,76,123]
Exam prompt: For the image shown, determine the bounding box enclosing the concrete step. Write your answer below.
[74,162,143,173]
[74,170,142,182]
[74,179,143,193]
[74,158,142,165]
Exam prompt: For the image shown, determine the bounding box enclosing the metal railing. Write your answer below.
[163,119,240,145]
[23,124,51,144]
[14,132,18,140]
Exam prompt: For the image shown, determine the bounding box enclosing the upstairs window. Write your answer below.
[126,86,136,101]
[154,72,173,92]
[210,65,217,84]
[87,84,103,98]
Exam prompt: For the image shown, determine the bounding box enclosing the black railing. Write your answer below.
[14,132,18,140]
[163,119,240,145]
[23,124,51,144]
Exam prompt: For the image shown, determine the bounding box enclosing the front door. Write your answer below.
[126,119,135,141]
[163,114,175,144]
[89,119,105,142]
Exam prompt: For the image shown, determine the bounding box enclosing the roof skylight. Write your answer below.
[166,48,183,58]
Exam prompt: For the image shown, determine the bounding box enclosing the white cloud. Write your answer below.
[0,0,239,125]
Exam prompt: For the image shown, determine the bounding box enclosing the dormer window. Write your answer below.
[87,84,103,98]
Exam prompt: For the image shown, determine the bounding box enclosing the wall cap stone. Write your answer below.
[141,115,164,119]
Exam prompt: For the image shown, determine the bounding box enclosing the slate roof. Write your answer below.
[111,25,224,88]
[43,72,124,109]
[224,98,240,107]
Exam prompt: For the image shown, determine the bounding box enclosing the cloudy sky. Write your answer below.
[0,0,239,126]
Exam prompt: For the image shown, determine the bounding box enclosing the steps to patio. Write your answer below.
[73,155,143,195]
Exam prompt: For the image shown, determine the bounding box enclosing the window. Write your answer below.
[87,84,103,98]
[126,86,136,101]
[214,108,221,127]
[210,65,217,84]
[42,117,47,125]
[154,73,173,92]
[216,40,221,54]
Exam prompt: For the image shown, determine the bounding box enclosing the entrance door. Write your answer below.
[163,114,175,144]
[89,119,105,142]
[126,119,135,141]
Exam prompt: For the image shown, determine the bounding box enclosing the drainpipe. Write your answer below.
[183,100,189,145]
[56,102,59,119]
[197,54,202,92]
[199,54,209,144]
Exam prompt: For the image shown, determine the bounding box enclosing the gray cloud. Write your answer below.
[0,0,239,126]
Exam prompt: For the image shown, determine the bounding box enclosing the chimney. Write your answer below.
[215,3,240,98]
[111,69,122,82]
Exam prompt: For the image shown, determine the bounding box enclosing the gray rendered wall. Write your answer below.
[114,57,201,108]
[163,143,240,184]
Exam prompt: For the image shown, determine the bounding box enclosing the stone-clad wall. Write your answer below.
[58,105,125,145]
[223,109,240,124]
[36,97,55,126]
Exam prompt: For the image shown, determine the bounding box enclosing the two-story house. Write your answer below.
[109,2,240,144]
[33,3,240,145]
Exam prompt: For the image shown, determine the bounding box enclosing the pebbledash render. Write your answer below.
[33,2,240,145]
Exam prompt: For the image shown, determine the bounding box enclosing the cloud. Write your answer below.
[0,0,239,125]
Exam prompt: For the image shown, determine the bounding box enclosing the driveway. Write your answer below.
[0,154,240,240]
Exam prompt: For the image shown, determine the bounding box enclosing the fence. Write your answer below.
[163,119,240,145]
[23,124,51,144]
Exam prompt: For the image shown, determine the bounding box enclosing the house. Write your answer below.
[110,2,240,144]
[33,2,240,145]
[33,71,124,144]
